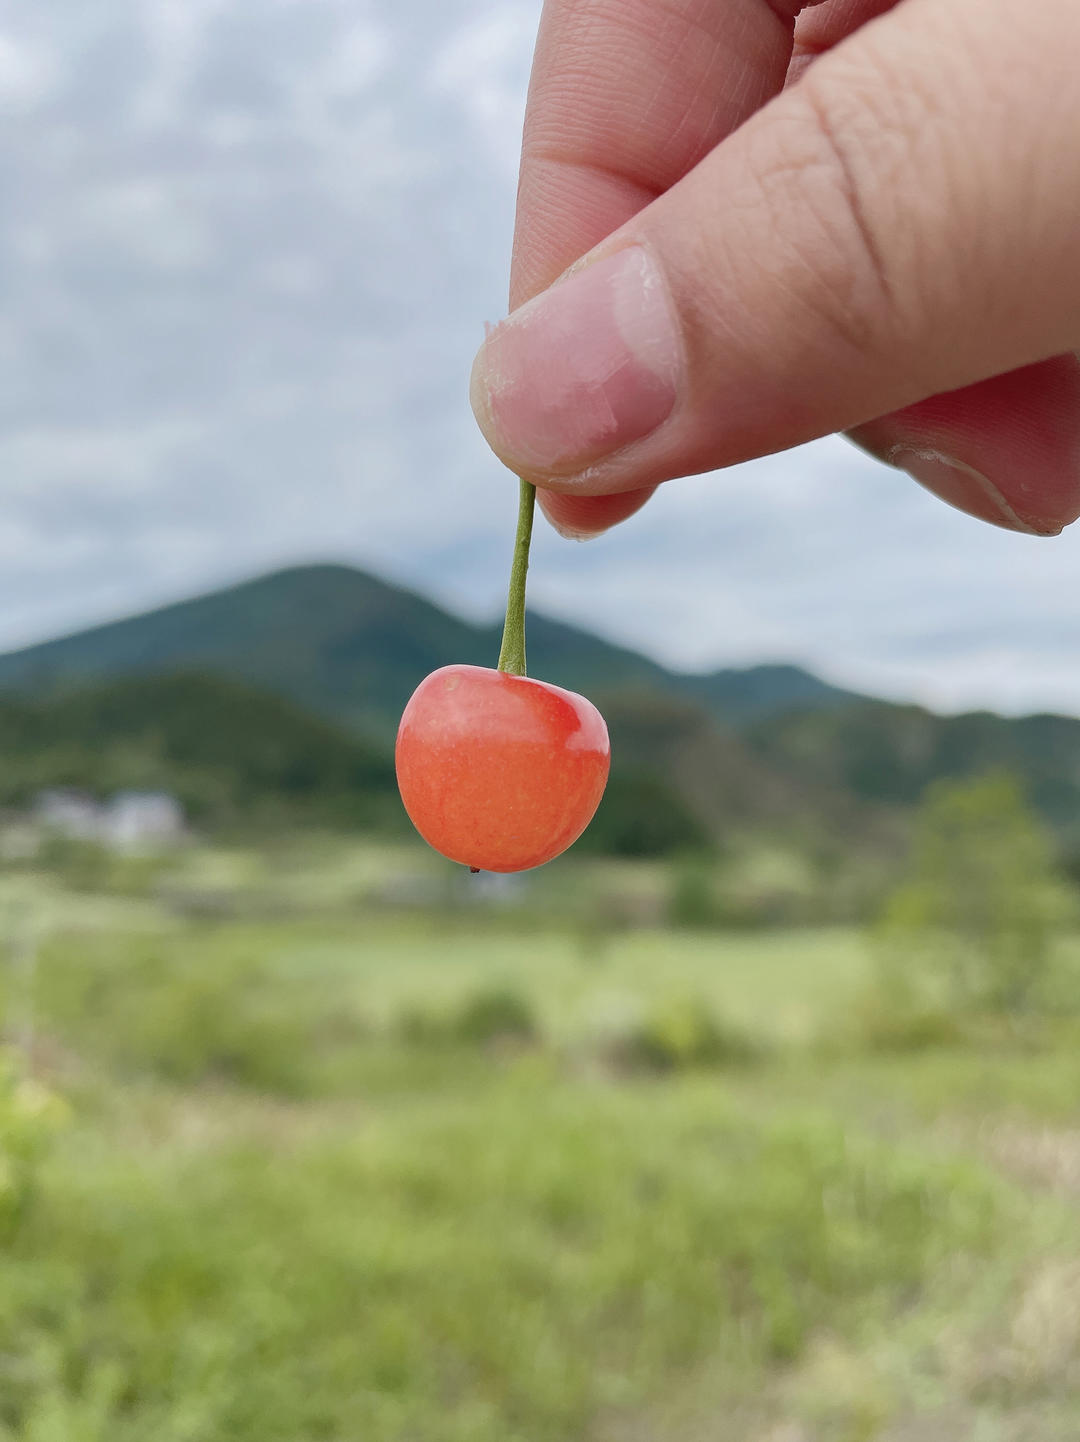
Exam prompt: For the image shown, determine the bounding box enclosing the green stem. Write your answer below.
[497,478,536,677]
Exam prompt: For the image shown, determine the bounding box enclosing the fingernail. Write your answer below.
[536,494,604,542]
[545,515,599,542]
[890,446,1062,536]
[470,246,681,476]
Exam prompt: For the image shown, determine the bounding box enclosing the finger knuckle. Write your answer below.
[747,54,932,364]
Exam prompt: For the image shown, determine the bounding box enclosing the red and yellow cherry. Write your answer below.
[396,663,610,872]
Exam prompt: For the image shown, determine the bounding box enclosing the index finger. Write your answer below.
[511,0,814,310]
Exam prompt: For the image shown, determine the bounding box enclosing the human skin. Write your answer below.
[469,0,1080,540]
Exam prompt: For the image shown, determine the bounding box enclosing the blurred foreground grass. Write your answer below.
[2,843,1080,1440]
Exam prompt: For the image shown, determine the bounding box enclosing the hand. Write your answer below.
[469,0,1080,539]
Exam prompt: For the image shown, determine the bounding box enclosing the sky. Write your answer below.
[1,0,1079,716]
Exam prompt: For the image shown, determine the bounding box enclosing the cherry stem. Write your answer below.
[497,477,536,677]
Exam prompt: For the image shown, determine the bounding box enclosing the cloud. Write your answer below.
[429,6,540,174]
[0,0,1077,717]
[0,27,57,110]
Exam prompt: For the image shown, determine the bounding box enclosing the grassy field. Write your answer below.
[2,849,1080,1441]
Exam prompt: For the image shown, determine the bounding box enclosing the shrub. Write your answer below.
[451,986,539,1048]
[396,1003,444,1046]
[875,773,1075,1019]
[0,1052,68,1240]
[667,858,724,929]
[614,995,761,1073]
[851,993,966,1054]
[397,986,541,1052]
[580,770,709,857]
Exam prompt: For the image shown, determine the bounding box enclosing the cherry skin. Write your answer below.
[396,664,610,872]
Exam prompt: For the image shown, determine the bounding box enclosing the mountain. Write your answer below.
[0,565,880,860]
[681,665,867,726]
[0,564,860,737]
[0,667,885,865]
[0,670,808,860]
[748,703,1080,849]
[589,691,897,853]
[6,566,1080,869]
[0,673,400,830]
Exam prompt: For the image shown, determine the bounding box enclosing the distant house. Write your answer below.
[33,789,186,851]
[33,790,102,842]
[103,792,186,851]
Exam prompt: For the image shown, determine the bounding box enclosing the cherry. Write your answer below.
[395,478,610,872]
[396,664,610,872]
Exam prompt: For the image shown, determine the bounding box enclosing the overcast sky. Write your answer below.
[1,0,1079,716]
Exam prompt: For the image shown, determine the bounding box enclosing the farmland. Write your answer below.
[2,841,1080,1440]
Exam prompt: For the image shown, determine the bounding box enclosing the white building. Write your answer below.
[33,789,186,851]
[33,790,101,841]
[103,792,186,851]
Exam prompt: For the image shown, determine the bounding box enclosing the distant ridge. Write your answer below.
[0,563,863,735]
[5,564,1080,853]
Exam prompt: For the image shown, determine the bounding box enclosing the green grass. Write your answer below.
[3,860,1080,1439]
[88,910,863,1043]
[2,1075,1062,1442]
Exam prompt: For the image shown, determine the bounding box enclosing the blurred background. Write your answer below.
[2,2,1080,1439]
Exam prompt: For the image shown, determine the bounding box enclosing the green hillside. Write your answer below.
[747,702,1080,849]
[0,564,858,735]
[0,673,400,830]
[0,673,737,857]
[592,690,894,852]
[6,563,1080,862]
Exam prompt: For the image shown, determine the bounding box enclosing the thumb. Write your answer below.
[470,0,1080,519]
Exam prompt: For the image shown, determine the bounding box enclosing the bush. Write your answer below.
[875,773,1075,1019]
[851,994,966,1055]
[614,995,761,1073]
[398,986,540,1051]
[452,987,539,1047]
[396,1003,445,1046]
[580,770,709,857]
[0,1052,67,1240]
[667,858,724,929]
